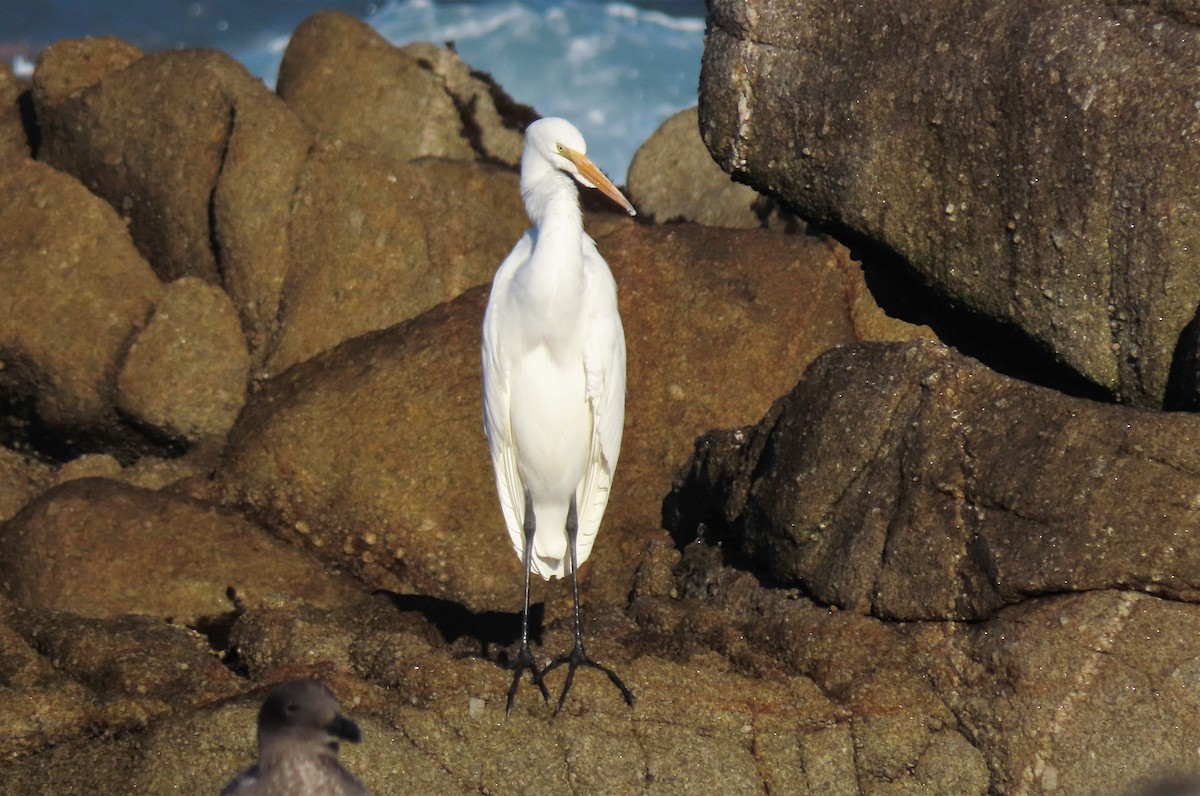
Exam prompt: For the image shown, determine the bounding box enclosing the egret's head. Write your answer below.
[522,117,636,216]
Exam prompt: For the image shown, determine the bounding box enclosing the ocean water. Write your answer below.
[2,0,707,181]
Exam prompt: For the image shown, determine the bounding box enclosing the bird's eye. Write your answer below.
[556,144,564,154]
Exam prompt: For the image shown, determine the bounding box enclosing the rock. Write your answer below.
[627,106,798,230]
[10,610,241,712]
[220,222,928,612]
[0,62,29,159]
[210,70,313,365]
[35,47,246,282]
[914,590,1200,794]
[277,11,529,167]
[0,478,365,623]
[699,0,1200,407]
[667,338,1200,620]
[116,277,250,444]
[0,448,51,523]
[0,158,163,432]
[263,146,527,377]
[30,35,142,105]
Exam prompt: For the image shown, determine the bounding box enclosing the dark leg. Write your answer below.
[538,495,635,713]
[504,489,550,716]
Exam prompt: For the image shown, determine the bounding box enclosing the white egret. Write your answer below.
[482,117,636,714]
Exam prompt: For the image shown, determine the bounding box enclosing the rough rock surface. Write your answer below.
[0,158,162,430]
[668,339,1200,620]
[699,0,1200,407]
[264,146,527,376]
[0,63,28,159]
[627,106,798,230]
[34,47,264,284]
[0,478,364,623]
[116,277,250,444]
[277,11,529,167]
[219,223,915,611]
[2,10,1200,794]
[30,36,529,381]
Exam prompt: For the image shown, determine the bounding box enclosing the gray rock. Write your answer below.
[668,338,1200,620]
[699,0,1200,407]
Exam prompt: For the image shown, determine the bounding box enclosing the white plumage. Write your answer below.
[481,117,635,713]
[483,117,629,580]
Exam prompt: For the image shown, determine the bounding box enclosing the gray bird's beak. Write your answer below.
[329,714,362,745]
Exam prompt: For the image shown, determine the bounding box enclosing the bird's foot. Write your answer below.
[502,644,550,716]
[538,643,635,713]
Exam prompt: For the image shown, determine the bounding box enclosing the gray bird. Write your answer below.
[220,679,369,796]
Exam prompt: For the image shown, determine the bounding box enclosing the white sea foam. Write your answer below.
[364,0,705,182]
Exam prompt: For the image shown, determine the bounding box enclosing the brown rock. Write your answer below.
[916,590,1200,794]
[10,610,240,712]
[33,45,287,285]
[263,147,527,377]
[627,106,798,230]
[0,62,29,160]
[0,158,162,429]
[0,478,365,623]
[0,448,51,524]
[30,36,142,105]
[210,71,314,365]
[700,0,1200,407]
[277,11,528,166]
[116,276,250,443]
[220,222,926,611]
[668,339,1200,620]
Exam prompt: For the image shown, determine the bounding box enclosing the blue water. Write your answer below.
[2,0,706,181]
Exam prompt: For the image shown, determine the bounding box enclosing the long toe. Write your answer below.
[505,645,551,716]
[540,645,634,713]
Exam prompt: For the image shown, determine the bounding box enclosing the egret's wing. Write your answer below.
[575,237,626,567]
[483,233,534,563]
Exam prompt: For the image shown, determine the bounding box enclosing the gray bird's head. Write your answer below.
[257,679,362,759]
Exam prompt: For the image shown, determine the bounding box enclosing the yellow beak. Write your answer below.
[561,146,637,217]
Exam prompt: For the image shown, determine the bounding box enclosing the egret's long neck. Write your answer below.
[519,162,587,322]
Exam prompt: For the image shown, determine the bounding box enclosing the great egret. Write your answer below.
[482,117,636,714]
[220,679,368,795]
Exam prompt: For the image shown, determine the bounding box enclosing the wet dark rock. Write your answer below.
[668,339,1200,620]
[700,0,1200,407]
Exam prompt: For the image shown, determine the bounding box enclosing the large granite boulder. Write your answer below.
[668,338,1200,620]
[700,0,1200,407]
[219,222,923,611]
[627,106,797,230]
[277,11,530,167]
[0,158,162,434]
